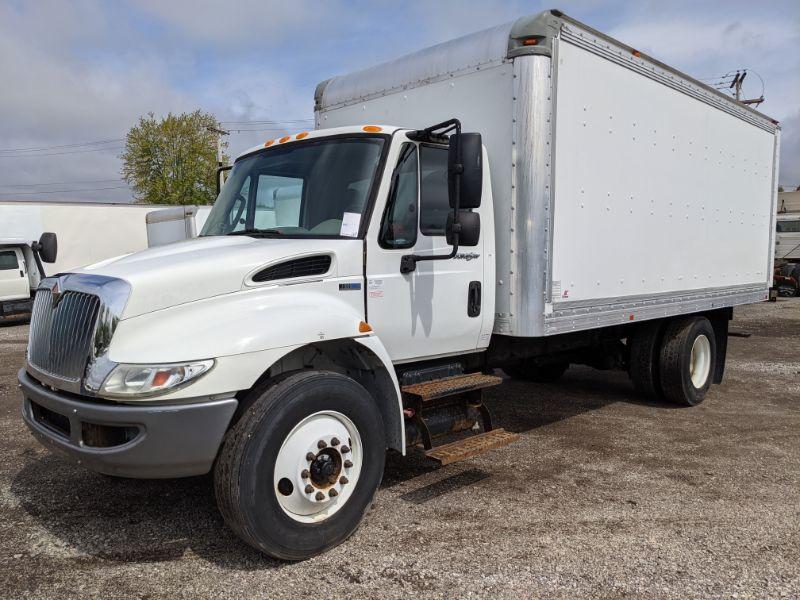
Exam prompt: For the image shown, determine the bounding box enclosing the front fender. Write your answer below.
[110,283,366,362]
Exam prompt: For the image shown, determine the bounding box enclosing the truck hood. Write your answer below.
[76,236,363,319]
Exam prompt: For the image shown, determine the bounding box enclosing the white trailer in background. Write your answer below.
[19,10,779,560]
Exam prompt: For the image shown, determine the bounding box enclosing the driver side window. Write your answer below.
[380,144,418,249]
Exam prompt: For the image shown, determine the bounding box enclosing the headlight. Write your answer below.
[100,360,214,398]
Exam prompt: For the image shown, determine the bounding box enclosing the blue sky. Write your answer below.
[0,0,798,202]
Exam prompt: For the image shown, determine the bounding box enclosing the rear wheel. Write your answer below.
[658,317,716,406]
[628,321,664,398]
[214,371,385,560]
[503,361,568,383]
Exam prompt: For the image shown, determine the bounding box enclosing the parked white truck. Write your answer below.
[20,10,779,560]
[0,234,56,318]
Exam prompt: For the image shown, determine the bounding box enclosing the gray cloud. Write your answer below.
[0,0,797,202]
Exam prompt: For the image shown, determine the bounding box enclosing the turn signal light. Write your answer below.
[522,37,539,46]
[358,321,373,333]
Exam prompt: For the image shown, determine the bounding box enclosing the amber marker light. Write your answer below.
[279,136,290,143]
[362,125,382,133]
[358,321,373,333]
[522,37,539,46]
[264,139,274,147]
[296,132,309,139]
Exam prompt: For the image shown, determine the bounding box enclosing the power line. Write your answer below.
[0,138,123,153]
[0,184,130,197]
[0,178,123,189]
[0,145,124,158]
[219,119,312,125]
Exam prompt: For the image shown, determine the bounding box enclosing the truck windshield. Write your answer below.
[201,136,386,238]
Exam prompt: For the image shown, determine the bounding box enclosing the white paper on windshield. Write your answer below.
[340,212,361,237]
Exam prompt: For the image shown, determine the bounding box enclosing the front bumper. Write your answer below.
[19,369,238,478]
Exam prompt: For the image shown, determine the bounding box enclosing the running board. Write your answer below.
[401,372,502,403]
[425,428,520,466]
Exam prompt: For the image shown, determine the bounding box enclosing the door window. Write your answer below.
[0,250,19,271]
[777,220,800,233]
[419,145,450,235]
[380,144,418,249]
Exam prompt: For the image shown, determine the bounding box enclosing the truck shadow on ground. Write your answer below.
[10,366,672,568]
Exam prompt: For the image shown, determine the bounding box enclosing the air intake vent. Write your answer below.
[252,255,332,282]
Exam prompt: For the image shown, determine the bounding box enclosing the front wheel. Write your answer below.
[214,371,385,560]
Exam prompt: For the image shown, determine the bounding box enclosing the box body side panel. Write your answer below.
[541,38,776,334]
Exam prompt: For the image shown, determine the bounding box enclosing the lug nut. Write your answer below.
[331,437,340,446]
[305,484,314,494]
[329,489,338,498]
[340,445,350,454]
[339,476,348,485]
[301,469,310,479]
[315,491,325,501]
[344,460,353,468]
[317,440,327,449]
[306,452,315,462]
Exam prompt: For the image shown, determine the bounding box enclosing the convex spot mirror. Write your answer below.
[446,212,480,247]
[448,132,482,209]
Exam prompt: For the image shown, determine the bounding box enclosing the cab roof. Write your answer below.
[236,125,401,161]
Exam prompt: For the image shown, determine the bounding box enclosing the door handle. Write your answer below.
[468,281,481,317]
[20,270,24,277]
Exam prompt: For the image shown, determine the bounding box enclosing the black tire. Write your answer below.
[658,317,716,406]
[214,371,385,561]
[628,321,664,398]
[503,361,568,382]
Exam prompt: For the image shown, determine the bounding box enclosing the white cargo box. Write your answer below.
[316,10,780,337]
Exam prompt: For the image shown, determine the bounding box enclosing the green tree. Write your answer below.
[121,110,227,205]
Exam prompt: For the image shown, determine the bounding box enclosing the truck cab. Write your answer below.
[19,123,498,560]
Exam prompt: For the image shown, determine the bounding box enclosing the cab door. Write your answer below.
[365,138,487,362]
[0,248,29,302]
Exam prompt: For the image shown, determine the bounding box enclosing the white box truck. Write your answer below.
[19,10,779,560]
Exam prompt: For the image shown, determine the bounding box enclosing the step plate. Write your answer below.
[401,373,502,402]
[425,428,520,466]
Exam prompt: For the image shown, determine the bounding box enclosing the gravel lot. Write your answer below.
[1,301,798,598]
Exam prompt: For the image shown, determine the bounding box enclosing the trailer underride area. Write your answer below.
[1,299,798,598]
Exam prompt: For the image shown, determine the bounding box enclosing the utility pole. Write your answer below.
[207,125,230,167]
[730,70,746,101]
[723,70,765,107]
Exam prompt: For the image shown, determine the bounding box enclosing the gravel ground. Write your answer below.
[1,301,798,598]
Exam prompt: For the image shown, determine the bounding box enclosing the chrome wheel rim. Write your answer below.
[273,410,362,523]
[689,334,711,388]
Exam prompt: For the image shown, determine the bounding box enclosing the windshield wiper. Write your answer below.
[227,228,283,237]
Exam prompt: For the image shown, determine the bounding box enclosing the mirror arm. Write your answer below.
[30,241,47,279]
[400,119,462,274]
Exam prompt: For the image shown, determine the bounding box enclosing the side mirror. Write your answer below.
[448,133,482,209]
[446,212,480,247]
[37,232,58,263]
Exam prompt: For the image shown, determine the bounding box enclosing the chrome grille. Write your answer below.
[28,289,101,383]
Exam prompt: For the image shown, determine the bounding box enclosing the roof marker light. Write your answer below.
[296,132,309,139]
[279,136,290,143]
[362,125,382,133]
[264,139,274,147]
